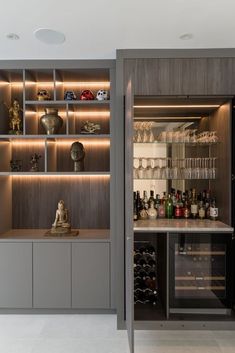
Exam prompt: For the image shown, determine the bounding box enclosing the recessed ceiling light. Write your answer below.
[6,33,20,40]
[34,28,65,45]
[179,33,194,40]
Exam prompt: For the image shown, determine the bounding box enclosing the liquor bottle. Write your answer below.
[139,191,148,219]
[136,191,142,219]
[133,192,138,221]
[190,188,198,219]
[147,201,158,219]
[205,190,211,219]
[158,199,165,218]
[198,200,206,219]
[210,198,218,221]
[183,194,191,219]
[165,194,173,219]
[143,190,149,209]
[155,194,161,213]
[148,190,155,207]
[174,193,183,218]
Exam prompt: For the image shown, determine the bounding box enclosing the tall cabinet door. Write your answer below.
[125,79,134,353]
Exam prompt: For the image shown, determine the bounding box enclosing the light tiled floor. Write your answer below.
[0,315,234,353]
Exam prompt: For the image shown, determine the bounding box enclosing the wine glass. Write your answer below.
[133,158,139,179]
[138,158,145,179]
[153,158,161,179]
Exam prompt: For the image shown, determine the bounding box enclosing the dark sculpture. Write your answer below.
[70,141,85,172]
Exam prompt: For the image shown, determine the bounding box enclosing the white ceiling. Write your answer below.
[1,0,235,60]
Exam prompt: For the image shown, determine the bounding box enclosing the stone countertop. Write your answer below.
[134,219,234,233]
[0,229,110,242]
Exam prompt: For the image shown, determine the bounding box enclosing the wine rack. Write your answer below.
[134,242,158,305]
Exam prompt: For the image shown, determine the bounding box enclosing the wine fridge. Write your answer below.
[169,233,232,314]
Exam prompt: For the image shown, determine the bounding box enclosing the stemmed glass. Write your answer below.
[142,122,148,143]
[133,158,139,179]
[148,122,155,142]
[145,158,153,179]
[153,158,161,179]
[138,158,145,179]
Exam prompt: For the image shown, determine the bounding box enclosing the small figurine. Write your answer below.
[6,99,23,135]
[10,159,22,172]
[51,200,71,234]
[96,89,109,101]
[70,141,85,172]
[80,90,95,100]
[81,121,101,134]
[64,91,76,100]
[30,153,41,172]
[37,90,51,101]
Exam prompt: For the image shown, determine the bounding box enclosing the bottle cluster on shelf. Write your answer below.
[133,188,218,221]
[134,244,158,305]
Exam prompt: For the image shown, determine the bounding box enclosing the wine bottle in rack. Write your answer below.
[134,243,158,305]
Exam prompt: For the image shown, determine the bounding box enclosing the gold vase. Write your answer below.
[40,108,63,135]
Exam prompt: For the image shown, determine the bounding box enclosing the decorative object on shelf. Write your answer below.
[29,153,41,172]
[7,99,23,135]
[37,89,51,101]
[96,89,109,101]
[80,120,101,134]
[70,141,85,172]
[64,90,77,100]
[50,200,74,236]
[40,108,63,135]
[80,89,95,100]
[10,159,22,172]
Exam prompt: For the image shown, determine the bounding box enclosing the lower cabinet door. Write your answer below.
[0,243,32,308]
[72,242,110,308]
[33,243,71,308]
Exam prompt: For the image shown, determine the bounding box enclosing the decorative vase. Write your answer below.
[40,108,63,135]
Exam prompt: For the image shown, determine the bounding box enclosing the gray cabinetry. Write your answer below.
[72,242,110,308]
[33,243,71,308]
[0,243,32,308]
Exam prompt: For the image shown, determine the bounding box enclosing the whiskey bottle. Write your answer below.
[148,190,155,207]
[190,188,198,219]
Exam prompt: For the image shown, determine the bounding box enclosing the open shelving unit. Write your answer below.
[0,64,115,236]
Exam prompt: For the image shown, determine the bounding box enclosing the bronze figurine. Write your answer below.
[30,153,41,172]
[7,99,23,135]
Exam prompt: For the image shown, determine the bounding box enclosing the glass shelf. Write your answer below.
[134,141,219,146]
[134,178,216,180]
